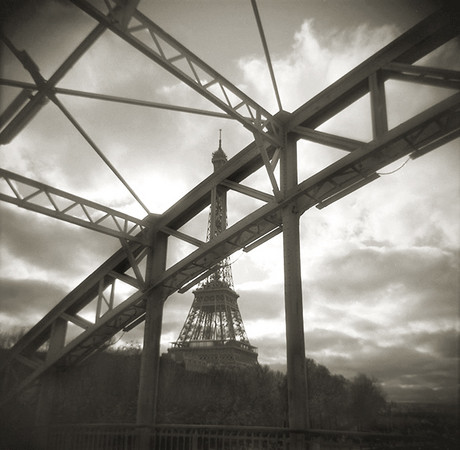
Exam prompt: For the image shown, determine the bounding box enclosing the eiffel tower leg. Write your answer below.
[136,231,168,448]
[281,134,310,448]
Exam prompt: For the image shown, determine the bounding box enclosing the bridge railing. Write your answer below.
[1,423,443,450]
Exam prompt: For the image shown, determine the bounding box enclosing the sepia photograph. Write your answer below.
[0,0,458,448]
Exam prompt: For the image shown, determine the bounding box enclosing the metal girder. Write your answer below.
[287,5,460,131]
[0,24,106,144]
[369,71,388,138]
[0,169,148,245]
[0,239,150,404]
[298,94,460,212]
[220,179,275,203]
[70,0,283,146]
[2,290,147,406]
[254,132,282,200]
[0,88,33,125]
[292,127,365,152]
[0,78,232,120]
[161,226,205,248]
[382,63,460,90]
[3,240,147,360]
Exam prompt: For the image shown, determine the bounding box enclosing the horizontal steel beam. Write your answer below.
[292,126,364,152]
[220,179,275,203]
[161,226,205,247]
[0,78,232,120]
[383,62,460,89]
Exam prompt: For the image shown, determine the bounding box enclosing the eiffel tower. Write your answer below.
[168,136,258,371]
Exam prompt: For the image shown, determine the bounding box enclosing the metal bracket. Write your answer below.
[253,132,282,201]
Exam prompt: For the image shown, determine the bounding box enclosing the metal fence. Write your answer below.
[1,423,446,450]
[46,424,290,450]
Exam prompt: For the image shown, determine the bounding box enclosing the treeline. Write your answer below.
[1,340,387,432]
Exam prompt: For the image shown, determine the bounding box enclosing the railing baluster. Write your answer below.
[41,423,440,449]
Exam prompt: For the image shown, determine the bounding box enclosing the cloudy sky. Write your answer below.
[0,0,458,404]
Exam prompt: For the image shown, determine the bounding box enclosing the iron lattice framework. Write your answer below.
[0,0,458,430]
[168,144,258,370]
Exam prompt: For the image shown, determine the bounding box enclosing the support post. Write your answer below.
[136,230,168,447]
[369,70,388,139]
[281,133,310,447]
[35,318,68,445]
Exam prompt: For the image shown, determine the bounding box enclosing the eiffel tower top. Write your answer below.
[200,131,234,289]
[211,129,226,168]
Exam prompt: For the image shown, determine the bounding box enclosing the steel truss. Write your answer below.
[70,0,284,146]
[0,169,148,244]
[1,2,459,407]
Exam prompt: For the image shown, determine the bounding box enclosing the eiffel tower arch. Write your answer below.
[168,140,258,371]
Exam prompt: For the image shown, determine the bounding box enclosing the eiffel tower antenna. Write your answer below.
[168,135,258,370]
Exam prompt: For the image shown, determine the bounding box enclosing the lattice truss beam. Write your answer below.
[1,2,459,402]
[72,0,284,146]
[0,169,148,244]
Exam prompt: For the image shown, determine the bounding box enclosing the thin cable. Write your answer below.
[251,0,283,111]
[51,95,151,214]
[109,331,126,347]
[377,157,411,175]
[228,249,245,266]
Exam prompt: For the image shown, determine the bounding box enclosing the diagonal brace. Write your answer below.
[253,132,282,201]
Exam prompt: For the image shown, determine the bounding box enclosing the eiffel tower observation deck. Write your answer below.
[168,135,258,371]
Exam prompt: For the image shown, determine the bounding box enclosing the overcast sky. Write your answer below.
[0,0,458,405]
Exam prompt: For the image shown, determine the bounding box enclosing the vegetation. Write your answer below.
[1,334,457,448]
[1,337,386,430]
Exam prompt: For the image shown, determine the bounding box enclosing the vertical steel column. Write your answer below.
[281,133,310,445]
[136,229,168,444]
[35,318,68,444]
[369,71,388,139]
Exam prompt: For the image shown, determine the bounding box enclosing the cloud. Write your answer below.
[0,204,119,282]
[305,326,458,403]
[238,20,398,114]
[310,244,458,304]
[0,277,67,328]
